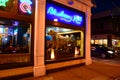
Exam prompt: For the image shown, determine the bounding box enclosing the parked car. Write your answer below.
[91,44,115,58]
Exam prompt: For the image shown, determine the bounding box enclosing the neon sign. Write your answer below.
[19,0,32,14]
[47,7,83,24]
[0,0,9,7]
[46,2,85,27]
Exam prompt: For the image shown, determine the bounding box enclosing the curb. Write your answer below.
[93,60,120,67]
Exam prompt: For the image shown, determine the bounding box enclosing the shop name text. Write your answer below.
[47,7,83,25]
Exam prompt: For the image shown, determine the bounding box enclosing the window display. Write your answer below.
[45,26,84,61]
[0,18,31,64]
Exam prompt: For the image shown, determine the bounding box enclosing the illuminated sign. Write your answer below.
[19,0,32,14]
[0,0,9,7]
[46,2,85,27]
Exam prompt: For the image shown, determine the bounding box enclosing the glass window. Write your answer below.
[45,26,84,61]
[0,18,32,65]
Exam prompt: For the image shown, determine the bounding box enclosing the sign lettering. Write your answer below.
[46,3,85,27]
[47,7,83,25]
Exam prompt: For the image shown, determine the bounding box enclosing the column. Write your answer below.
[85,6,92,65]
[34,0,46,77]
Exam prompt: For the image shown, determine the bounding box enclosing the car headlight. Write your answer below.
[107,50,114,54]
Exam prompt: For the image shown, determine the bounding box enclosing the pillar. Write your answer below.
[34,0,46,77]
[85,6,92,65]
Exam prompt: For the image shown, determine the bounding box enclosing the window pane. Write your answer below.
[0,18,31,64]
[45,26,84,61]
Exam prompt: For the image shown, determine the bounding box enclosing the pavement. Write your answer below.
[21,60,120,80]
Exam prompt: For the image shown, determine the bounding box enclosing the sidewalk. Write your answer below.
[22,61,120,80]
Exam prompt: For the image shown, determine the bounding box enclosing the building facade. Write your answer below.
[91,10,120,50]
[34,0,93,77]
[0,0,35,79]
[0,0,93,79]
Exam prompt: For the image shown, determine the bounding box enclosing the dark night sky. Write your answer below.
[92,0,120,14]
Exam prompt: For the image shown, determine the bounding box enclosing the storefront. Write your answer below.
[34,0,93,77]
[0,0,34,79]
[0,0,93,78]
[45,1,85,62]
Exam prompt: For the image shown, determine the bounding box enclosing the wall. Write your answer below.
[0,67,33,78]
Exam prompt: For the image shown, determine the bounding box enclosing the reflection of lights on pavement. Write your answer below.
[44,77,53,80]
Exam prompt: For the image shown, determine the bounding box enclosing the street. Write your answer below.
[92,54,120,66]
